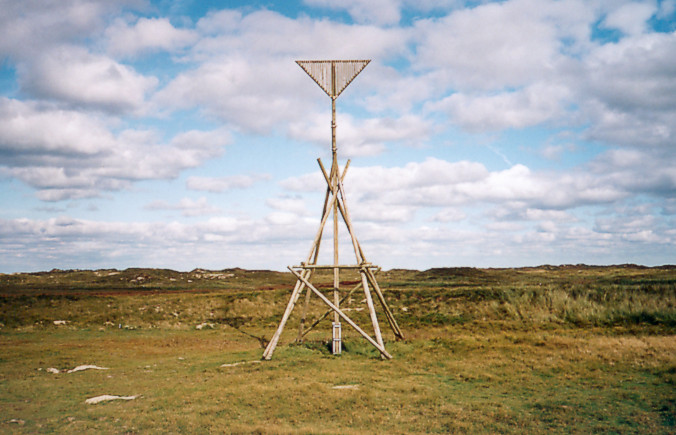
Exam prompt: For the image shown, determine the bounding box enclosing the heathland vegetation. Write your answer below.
[1,265,674,433]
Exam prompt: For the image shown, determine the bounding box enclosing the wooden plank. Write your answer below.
[294,264,374,269]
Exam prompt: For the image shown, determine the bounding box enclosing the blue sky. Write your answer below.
[1,0,675,273]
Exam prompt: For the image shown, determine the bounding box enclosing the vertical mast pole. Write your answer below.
[331,62,341,353]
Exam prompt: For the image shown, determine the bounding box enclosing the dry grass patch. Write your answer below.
[1,265,674,433]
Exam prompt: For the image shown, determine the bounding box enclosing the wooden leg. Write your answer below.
[364,268,404,340]
[360,270,384,351]
[263,278,304,360]
[296,185,331,342]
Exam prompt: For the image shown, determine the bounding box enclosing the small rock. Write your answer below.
[67,365,109,374]
[53,320,67,325]
[220,360,261,368]
[8,419,25,425]
[46,367,60,374]
[85,395,139,405]
[332,385,359,390]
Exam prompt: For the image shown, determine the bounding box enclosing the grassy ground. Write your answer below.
[1,265,674,433]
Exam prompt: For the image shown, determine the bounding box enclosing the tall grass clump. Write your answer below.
[388,266,675,330]
[487,280,675,328]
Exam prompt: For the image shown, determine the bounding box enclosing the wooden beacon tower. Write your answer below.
[262,60,404,360]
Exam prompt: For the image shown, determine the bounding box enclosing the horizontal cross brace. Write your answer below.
[293,263,377,270]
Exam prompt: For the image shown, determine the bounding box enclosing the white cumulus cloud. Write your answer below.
[187,174,271,193]
[18,46,157,113]
[105,17,198,57]
[0,98,230,201]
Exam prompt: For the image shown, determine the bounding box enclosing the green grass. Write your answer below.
[1,265,674,433]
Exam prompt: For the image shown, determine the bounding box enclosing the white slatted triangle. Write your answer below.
[296,60,370,98]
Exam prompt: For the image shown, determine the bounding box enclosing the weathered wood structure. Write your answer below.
[262,60,404,360]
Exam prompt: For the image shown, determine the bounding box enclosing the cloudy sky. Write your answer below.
[1,0,675,273]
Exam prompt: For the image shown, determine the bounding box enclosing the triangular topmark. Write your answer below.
[296,60,370,98]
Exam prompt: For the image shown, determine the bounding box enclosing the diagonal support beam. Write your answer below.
[288,267,392,359]
[363,267,404,340]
